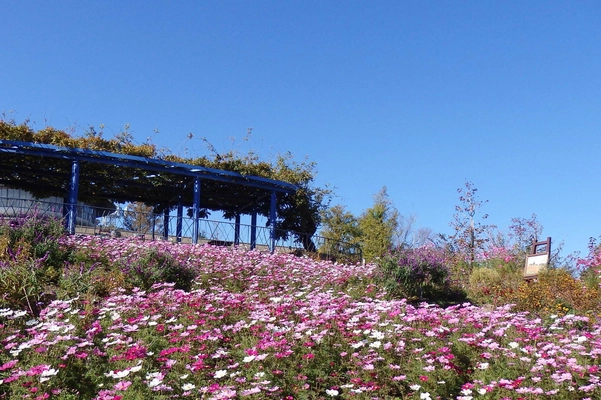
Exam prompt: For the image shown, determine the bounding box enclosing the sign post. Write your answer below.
[524,237,551,280]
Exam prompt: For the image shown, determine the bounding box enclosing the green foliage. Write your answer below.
[124,248,197,292]
[271,154,333,250]
[515,268,601,317]
[378,246,452,302]
[467,262,523,306]
[0,216,68,316]
[0,214,65,269]
[358,187,398,262]
[56,258,130,302]
[318,204,361,255]
[0,257,51,317]
[580,266,601,291]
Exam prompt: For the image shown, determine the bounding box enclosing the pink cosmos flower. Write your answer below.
[0,360,17,371]
[114,380,132,391]
[26,364,50,376]
[240,387,261,396]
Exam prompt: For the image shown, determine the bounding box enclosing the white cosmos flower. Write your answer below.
[148,378,162,388]
[146,371,162,380]
[106,369,130,379]
[39,368,59,382]
[41,368,59,377]
[214,370,227,379]
[325,389,339,396]
[370,330,385,340]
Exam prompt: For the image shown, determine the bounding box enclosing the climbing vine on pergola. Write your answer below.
[0,120,330,250]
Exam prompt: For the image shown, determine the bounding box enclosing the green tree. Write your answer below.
[270,153,332,251]
[358,187,399,262]
[319,204,361,254]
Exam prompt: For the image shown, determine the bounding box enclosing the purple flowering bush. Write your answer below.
[378,246,453,302]
[3,219,601,398]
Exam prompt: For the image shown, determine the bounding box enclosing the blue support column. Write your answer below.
[151,211,156,240]
[66,160,80,235]
[234,213,241,246]
[192,177,201,244]
[269,190,277,253]
[62,195,69,229]
[250,212,257,250]
[176,198,183,243]
[163,208,169,240]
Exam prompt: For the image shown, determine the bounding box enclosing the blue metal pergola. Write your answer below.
[0,140,297,252]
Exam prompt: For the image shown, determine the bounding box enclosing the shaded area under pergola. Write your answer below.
[0,140,298,252]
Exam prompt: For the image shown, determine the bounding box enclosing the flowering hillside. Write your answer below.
[2,230,601,399]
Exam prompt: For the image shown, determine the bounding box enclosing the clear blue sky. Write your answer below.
[2,1,600,259]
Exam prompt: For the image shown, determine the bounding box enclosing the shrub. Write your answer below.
[468,266,502,304]
[467,258,523,306]
[0,214,65,270]
[0,216,68,316]
[378,245,451,301]
[123,247,197,291]
[515,268,601,317]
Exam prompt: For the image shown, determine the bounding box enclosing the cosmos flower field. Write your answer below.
[2,236,601,399]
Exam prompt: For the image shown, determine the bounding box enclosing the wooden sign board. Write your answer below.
[523,237,551,280]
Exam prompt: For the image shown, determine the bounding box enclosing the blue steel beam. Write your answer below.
[250,212,257,250]
[66,161,80,234]
[176,199,183,243]
[192,177,201,244]
[163,208,169,240]
[151,213,156,240]
[234,214,241,246]
[0,140,297,193]
[269,190,277,253]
